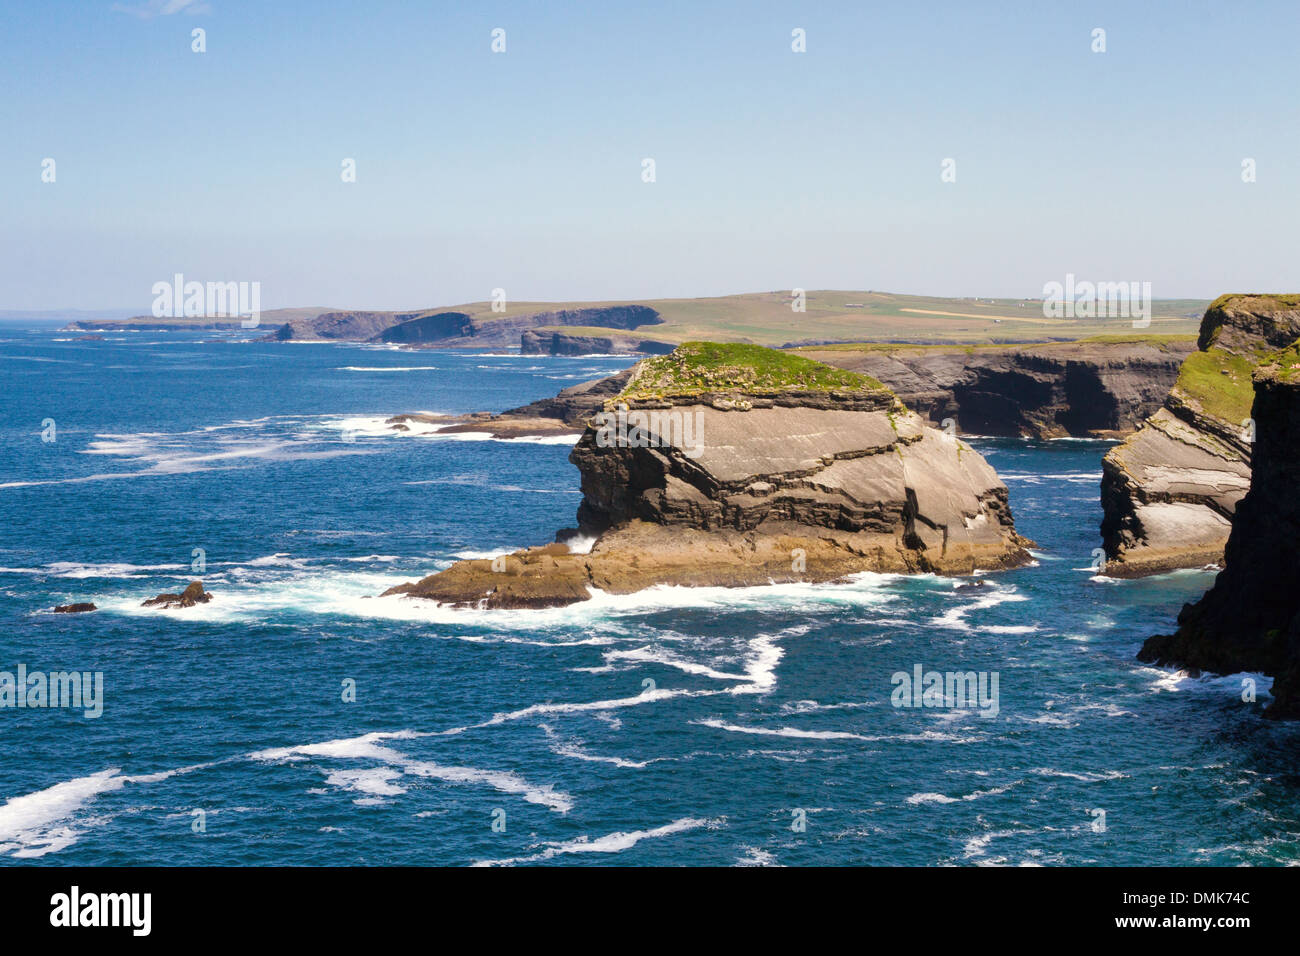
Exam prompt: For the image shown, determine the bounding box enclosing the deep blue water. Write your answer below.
[1,327,1298,866]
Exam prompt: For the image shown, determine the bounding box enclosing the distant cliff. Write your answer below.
[397,336,1196,443]
[1100,296,1300,577]
[1139,341,1300,717]
[266,305,661,347]
[381,343,1031,609]
[520,329,675,356]
[796,337,1195,438]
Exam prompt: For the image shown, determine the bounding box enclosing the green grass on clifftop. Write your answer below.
[618,342,887,402]
[1257,340,1300,384]
[1207,293,1300,313]
[1174,348,1257,423]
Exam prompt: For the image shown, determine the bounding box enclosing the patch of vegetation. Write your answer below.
[1173,347,1257,423]
[1259,340,1300,383]
[1076,333,1198,347]
[1207,293,1300,313]
[618,342,887,402]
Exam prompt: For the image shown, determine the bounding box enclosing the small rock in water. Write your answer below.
[142,581,212,609]
[53,602,97,613]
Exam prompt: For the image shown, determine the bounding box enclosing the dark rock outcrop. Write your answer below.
[520,329,675,356]
[142,581,212,609]
[385,368,635,439]
[1139,346,1300,717]
[382,346,1032,609]
[53,603,96,613]
[1099,297,1300,577]
[798,338,1196,438]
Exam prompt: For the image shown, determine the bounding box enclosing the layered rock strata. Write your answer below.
[382,344,1032,608]
[1100,296,1300,577]
[1140,343,1300,717]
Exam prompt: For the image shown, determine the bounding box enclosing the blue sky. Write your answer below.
[2,0,1297,311]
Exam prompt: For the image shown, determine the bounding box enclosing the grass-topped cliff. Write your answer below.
[615,342,887,405]
[1172,348,1259,424]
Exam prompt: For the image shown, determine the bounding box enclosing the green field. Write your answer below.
[456,290,1207,346]
[75,291,1209,346]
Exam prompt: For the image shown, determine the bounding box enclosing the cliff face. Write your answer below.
[1099,297,1300,577]
[383,344,1031,608]
[800,338,1195,438]
[520,329,675,355]
[1139,347,1300,717]
[267,305,661,346]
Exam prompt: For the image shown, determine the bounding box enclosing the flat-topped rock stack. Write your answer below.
[382,343,1032,609]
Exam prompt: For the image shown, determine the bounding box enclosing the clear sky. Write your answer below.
[2,0,1297,311]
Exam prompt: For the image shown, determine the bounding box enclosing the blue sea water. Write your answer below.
[1,327,1297,866]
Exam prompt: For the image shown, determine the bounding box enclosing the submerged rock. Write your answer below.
[1140,342,1300,717]
[1100,295,1300,577]
[383,343,1032,609]
[142,581,212,609]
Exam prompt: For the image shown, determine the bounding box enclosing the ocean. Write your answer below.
[1,327,1297,866]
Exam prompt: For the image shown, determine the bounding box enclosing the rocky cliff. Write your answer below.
[1139,342,1300,717]
[1099,296,1300,577]
[267,305,661,346]
[799,337,1195,438]
[382,343,1032,608]
[520,329,676,356]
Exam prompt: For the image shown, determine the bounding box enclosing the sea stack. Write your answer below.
[1140,339,1300,717]
[1099,295,1300,577]
[383,343,1032,609]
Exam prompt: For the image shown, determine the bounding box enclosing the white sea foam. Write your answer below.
[401,759,573,813]
[473,817,717,866]
[735,846,780,866]
[0,761,212,857]
[930,585,1029,632]
[0,561,186,579]
[323,767,408,800]
[694,718,975,744]
[253,730,572,813]
[1144,668,1271,696]
[336,366,441,372]
[0,769,126,858]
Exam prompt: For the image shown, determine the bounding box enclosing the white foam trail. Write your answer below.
[539,723,655,769]
[251,730,420,763]
[930,585,1029,632]
[694,718,975,744]
[0,561,186,579]
[905,785,1011,805]
[401,760,573,813]
[1030,768,1126,782]
[253,730,573,813]
[473,817,718,866]
[0,761,212,857]
[0,769,125,858]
